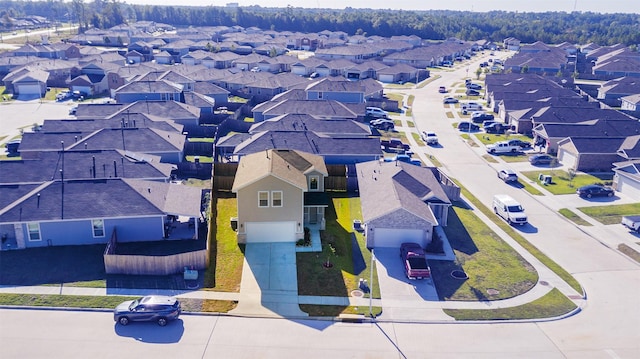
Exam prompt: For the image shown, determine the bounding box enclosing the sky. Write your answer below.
[116,0,637,14]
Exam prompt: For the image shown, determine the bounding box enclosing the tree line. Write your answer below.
[1,1,639,46]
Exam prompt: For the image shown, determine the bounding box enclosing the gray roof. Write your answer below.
[0,149,173,185]
[249,114,370,136]
[255,99,359,119]
[233,131,380,157]
[356,161,450,225]
[0,178,202,223]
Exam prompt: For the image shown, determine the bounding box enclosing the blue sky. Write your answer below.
[119,0,635,13]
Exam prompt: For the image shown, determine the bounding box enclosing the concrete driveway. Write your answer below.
[230,242,307,318]
[374,248,451,321]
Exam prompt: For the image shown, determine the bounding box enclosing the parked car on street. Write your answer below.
[529,154,555,165]
[498,169,518,183]
[576,184,614,198]
[493,194,528,225]
[438,86,447,93]
[421,131,439,145]
[457,121,479,132]
[443,97,458,104]
[114,295,181,326]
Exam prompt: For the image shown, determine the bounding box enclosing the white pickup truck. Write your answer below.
[621,216,640,232]
[486,141,521,154]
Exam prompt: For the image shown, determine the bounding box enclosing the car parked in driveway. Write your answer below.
[466,89,480,96]
[576,184,614,198]
[498,169,518,182]
[370,118,394,130]
[484,123,507,134]
[400,243,431,280]
[457,121,479,131]
[507,139,532,149]
[529,154,555,165]
[366,106,388,119]
[114,295,181,326]
[471,113,494,123]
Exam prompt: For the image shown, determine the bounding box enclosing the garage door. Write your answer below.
[617,176,640,201]
[559,150,577,169]
[17,84,41,95]
[245,221,296,243]
[373,228,424,248]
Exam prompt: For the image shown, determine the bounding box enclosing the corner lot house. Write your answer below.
[356,161,454,249]
[232,149,328,244]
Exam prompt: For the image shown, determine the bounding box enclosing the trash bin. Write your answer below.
[538,173,544,181]
[543,175,552,185]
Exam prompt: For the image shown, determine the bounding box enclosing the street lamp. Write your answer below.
[369,249,375,319]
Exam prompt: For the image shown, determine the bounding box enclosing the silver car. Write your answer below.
[114,295,181,326]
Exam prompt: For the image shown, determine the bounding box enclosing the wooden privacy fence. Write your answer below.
[103,228,208,275]
[104,249,208,275]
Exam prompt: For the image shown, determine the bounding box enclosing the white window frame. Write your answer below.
[258,191,269,207]
[309,175,320,191]
[92,219,105,238]
[271,191,283,207]
[27,222,41,241]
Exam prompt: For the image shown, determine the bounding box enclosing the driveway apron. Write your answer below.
[230,242,308,317]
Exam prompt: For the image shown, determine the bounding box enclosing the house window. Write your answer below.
[272,191,283,207]
[309,176,319,191]
[92,219,105,237]
[258,191,269,207]
[318,92,323,99]
[27,222,41,241]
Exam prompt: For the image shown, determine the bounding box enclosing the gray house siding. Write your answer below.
[365,210,433,248]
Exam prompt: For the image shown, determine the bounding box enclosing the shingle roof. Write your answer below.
[231,149,327,191]
[356,161,448,225]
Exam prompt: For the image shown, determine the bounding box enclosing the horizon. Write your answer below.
[110,0,636,14]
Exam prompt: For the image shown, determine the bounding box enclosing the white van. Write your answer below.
[493,194,527,225]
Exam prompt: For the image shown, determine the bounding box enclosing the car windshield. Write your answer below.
[507,205,523,212]
[128,298,140,310]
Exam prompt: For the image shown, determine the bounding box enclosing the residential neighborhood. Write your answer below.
[1,12,639,358]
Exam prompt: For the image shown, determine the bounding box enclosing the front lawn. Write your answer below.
[444,288,577,320]
[521,170,612,195]
[559,208,592,226]
[577,203,640,225]
[475,133,532,145]
[297,194,380,299]
[433,203,538,301]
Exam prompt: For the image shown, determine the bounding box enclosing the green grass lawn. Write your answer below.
[577,203,640,225]
[300,304,382,318]
[444,288,577,320]
[424,154,442,167]
[521,170,611,195]
[481,154,498,163]
[500,155,529,163]
[385,93,404,104]
[297,194,380,299]
[412,132,425,146]
[432,204,538,301]
[519,181,544,196]
[558,208,593,226]
[406,120,415,128]
[203,194,245,292]
[618,244,640,263]
[407,94,415,106]
[188,137,215,143]
[186,155,213,163]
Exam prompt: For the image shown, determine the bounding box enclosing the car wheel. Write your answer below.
[507,218,512,225]
[493,207,498,214]
[587,193,592,198]
[157,317,168,327]
[607,192,613,197]
[489,149,495,154]
[118,317,129,326]
[511,148,517,153]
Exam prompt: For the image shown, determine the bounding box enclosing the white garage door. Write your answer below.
[245,221,296,243]
[618,176,640,201]
[559,150,577,169]
[373,228,424,248]
[17,84,41,95]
